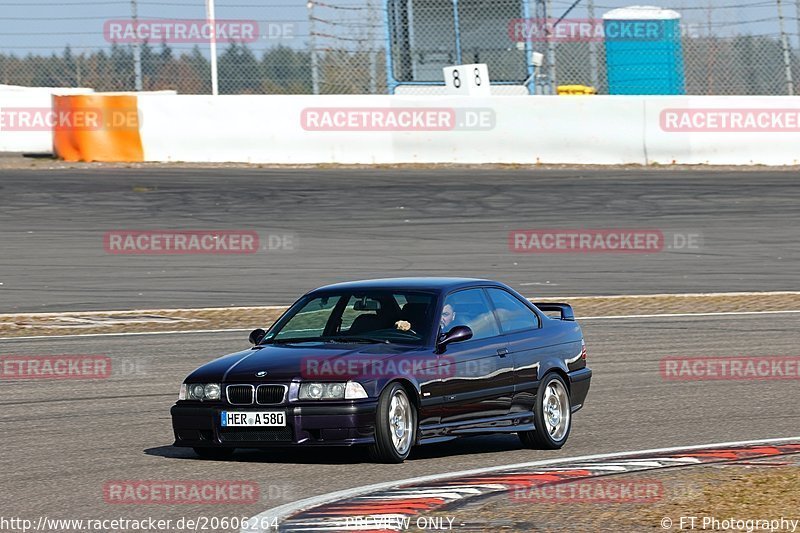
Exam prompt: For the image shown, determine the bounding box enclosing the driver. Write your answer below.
[440,303,456,332]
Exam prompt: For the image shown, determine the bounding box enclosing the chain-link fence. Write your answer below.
[1,0,800,95]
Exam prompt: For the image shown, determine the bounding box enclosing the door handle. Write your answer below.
[497,348,509,357]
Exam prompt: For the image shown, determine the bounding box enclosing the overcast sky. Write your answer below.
[0,0,795,56]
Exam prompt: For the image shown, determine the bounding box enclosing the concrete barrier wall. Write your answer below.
[643,96,800,165]
[135,94,800,165]
[136,94,648,164]
[0,86,94,153]
[0,88,178,155]
[8,91,798,165]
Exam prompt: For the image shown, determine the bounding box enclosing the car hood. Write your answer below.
[186,343,424,383]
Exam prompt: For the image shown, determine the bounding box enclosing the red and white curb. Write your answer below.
[243,437,800,532]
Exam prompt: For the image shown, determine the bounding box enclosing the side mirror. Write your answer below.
[249,328,266,345]
[437,325,473,351]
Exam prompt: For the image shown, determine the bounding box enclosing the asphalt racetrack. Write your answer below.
[1,314,798,524]
[0,167,798,528]
[0,167,798,312]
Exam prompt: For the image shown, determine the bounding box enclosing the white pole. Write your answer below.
[534,0,547,94]
[777,0,795,95]
[587,0,598,90]
[546,0,556,93]
[131,0,142,91]
[206,0,219,95]
[308,1,320,95]
[796,0,800,51]
[368,0,377,94]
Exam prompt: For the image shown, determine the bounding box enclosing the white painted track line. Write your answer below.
[1,308,798,341]
[581,309,800,320]
[0,305,287,318]
[0,328,252,341]
[1,291,797,319]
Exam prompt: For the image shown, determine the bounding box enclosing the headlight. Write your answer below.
[189,384,206,400]
[183,383,221,401]
[204,383,221,400]
[329,383,345,398]
[307,383,324,399]
[299,382,333,400]
[299,381,368,400]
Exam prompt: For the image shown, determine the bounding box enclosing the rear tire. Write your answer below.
[369,383,417,463]
[193,447,235,460]
[519,373,571,450]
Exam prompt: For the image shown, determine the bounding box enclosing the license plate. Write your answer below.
[220,411,286,427]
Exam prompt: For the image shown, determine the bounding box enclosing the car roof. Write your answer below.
[311,277,503,294]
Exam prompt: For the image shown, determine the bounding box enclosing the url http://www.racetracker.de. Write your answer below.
[0,515,280,532]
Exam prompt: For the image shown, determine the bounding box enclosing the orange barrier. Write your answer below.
[52,94,144,162]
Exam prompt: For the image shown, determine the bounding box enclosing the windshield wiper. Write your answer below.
[261,336,389,346]
[323,336,388,344]
[260,337,321,345]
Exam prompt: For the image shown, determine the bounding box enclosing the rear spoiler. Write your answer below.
[533,302,575,321]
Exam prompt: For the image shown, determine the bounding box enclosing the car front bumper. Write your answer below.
[171,401,378,448]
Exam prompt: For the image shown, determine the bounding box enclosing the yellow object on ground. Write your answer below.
[557,85,598,95]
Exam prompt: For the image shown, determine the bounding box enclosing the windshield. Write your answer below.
[263,290,437,345]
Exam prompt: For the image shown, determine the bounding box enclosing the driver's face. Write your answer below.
[440,304,455,330]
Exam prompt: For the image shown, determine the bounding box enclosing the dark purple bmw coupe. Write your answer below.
[171,278,591,463]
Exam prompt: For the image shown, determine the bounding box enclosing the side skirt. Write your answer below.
[418,412,535,444]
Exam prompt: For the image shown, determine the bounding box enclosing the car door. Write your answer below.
[439,288,514,426]
[485,287,559,415]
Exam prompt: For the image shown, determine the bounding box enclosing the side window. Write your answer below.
[442,289,500,341]
[487,288,540,333]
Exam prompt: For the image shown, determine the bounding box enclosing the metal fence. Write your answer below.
[1,0,800,95]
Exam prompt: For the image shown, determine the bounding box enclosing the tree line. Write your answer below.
[0,35,796,95]
[0,43,383,94]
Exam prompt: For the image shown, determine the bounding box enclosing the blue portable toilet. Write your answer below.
[603,6,685,95]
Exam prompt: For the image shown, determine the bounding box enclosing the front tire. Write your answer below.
[369,383,417,463]
[193,447,235,460]
[519,373,571,449]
